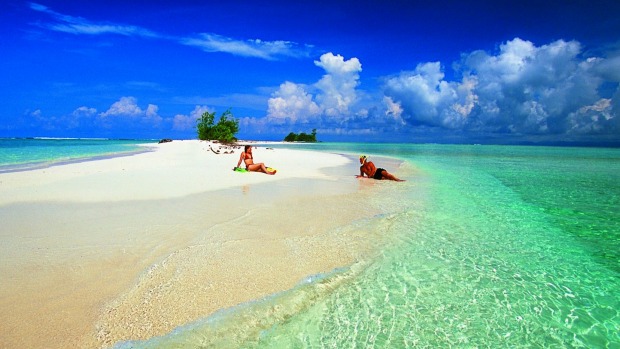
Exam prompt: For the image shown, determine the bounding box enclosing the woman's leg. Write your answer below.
[247,163,276,175]
[247,163,264,172]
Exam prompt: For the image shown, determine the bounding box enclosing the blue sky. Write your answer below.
[1,0,619,144]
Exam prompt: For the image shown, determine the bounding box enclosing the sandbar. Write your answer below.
[0,140,388,348]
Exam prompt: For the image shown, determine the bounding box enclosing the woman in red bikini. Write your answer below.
[234,145,276,175]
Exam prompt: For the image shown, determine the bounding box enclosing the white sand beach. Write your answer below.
[0,140,387,348]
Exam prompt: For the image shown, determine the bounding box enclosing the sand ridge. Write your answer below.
[0,140,350,205]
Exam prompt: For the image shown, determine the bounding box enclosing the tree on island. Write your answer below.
[196,109,239,143]
[284,129,317,142]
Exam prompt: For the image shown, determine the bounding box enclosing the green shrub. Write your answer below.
[197,109,239,143]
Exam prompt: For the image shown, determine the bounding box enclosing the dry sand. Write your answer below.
[0,140,383,348]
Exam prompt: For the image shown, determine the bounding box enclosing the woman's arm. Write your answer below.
[235,152,245,168]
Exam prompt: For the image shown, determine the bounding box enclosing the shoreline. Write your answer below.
[0,147,155,174]
[0,140,391,348]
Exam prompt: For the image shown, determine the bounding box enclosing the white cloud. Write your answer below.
[172,105,212,131]
[49,23,157,37]
[190,105,212,119]
[477,38,537,83]
[29,2,159,38]
[72,106,97,116]
[30,109,42,117]
[314,53,362,117]
[145,104,158,117]
[383,62,469,129]
[451,76,478,117]
[266,53,365,123]
[144,104,162,127]
[267,82,320,123]
[463,38,606,133]
[567,98,617,134]
[383,96,404,124]
[314,52,362,75]
[593,54,620,82]
[100,97,143,117]
[383,37,619,136]
[181,34,311,60]
[19,98,212,138]
[67,106,97,129]
[99,97,163,129]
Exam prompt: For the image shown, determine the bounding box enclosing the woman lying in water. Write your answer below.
[234,145,276,175]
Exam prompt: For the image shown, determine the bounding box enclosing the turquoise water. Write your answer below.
[0,138,155,172]
[114,143,619,348]
[8,140,616,347]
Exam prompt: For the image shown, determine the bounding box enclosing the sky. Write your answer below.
[1,0,620,144]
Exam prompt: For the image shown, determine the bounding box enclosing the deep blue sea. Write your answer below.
[2,139,618,347]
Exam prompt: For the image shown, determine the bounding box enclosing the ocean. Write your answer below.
[2,140,618,347]
[0,138,155,172]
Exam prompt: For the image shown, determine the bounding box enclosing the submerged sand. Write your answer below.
[0,140,389,348]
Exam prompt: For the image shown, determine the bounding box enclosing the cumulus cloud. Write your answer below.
[262,40,618,140]
[266,53,363,123]
[314,52,362,75]
[314,53,362,117]
[383,38,620,137]
[383,62,473,129]
[173,105,211,131]
[99,96,162,128]
[462,38,595,133]
[65,106,97,129]
[100,97,143,117]
[267,81,320,123]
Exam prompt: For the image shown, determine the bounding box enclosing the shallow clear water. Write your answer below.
[52,142,618,348]
[0,138,154,172]
[287,144,620,348]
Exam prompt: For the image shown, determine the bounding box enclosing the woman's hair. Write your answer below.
[244,145,251,151]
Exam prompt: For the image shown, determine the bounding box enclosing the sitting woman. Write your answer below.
[234,145,276,175]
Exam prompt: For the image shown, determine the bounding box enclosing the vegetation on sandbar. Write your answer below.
[284,129,317,142]
[196,109,239,143]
